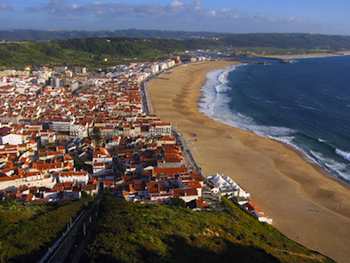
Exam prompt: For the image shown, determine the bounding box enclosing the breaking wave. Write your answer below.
[198,65,350,183]
[199,65,295,137]
[336,149,350,162]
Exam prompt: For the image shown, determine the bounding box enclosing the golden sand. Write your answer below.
[149,61,350,263]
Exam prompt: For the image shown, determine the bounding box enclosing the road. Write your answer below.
[172,127,202,175]
[39,195,101,263]
[141,81,154,114]
[142,74,202,175]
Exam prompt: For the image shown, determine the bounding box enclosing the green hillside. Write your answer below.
[84,194,333,263]
[0,38,187,69]
[2,33,349,69]
[0,199,88,262]
[2,30,350,51]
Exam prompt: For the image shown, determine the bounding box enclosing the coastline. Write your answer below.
[198,63,350,186]
[261,51,350,60]
[148,61,350,263]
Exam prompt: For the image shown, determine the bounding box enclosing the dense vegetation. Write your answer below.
[2,29,350,51]
[0,36,226,69]
[0,39,181,69]
[59,38,185,59]
[85,193,333,263]
[0,199,88,262]
[2,31,350,69]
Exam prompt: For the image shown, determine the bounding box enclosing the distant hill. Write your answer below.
[83,193,334,263]
[0,29,219,41]
[2,29,350,50]
[0,38,190,69]
[2,31,350,69]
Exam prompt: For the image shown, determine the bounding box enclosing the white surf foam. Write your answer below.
[311,150,350,181]
[336,148,350,162]
[198,65,350,183]
[198,64,295,138]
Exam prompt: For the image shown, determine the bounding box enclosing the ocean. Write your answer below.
[199,56,350,183]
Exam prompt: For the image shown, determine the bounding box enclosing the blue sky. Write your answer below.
[0,0,348,34]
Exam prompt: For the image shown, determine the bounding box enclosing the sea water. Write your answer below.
[199,56,350,183]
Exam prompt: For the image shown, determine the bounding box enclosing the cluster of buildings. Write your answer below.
[0,55,272,223]
[0,57,208,208]
[207,174,272,224]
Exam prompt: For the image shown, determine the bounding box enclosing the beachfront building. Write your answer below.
[207,174,250,200]
[207,173,272,224]
[150,121,172,136]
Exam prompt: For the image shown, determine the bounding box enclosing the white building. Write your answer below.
[58,171,89,184]
[151,64,160,75]
[50,120,71,133]
[1,133,26,145]
[159,62,168,71]
[207,173,250,201]
[0,176,55,191]
[70,124,89,138]
[150,122,172,136]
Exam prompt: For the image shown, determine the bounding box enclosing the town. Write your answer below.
[0,56,271,223]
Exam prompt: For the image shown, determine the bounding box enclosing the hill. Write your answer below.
[2,33,350,69]
[1,29,350,51]
[0,199,88,262]
[0,38,189,69]
[0,29,219,41]
[83,193,334,263]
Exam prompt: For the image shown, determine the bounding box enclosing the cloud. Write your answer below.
[0,1,12,11]
[27,0,314,33]
[170,0,184,9]
[34,0,186,16]
[32,0,223,18]
[193,0,201,11]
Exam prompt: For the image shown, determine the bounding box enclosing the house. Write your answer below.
[0,173,55,191]
[83,182,98,196]
[93,147,112,174]
[39,131,56,145]
[0,127,11,145]
[70,123,89,138]
[58,171,89,184]
[150,121,172,136]
[1,133,26,145]
[153,167,187,177]
[49,119,71,133]
[173,188,199,203]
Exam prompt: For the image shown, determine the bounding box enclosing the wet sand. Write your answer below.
[148,61,350,263]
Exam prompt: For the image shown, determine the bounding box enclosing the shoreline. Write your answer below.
[261,51,350,60]
[148,61,350,263]
[198,62,350,204]
[198,64,350,188]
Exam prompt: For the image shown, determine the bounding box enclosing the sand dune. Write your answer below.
[149,61,350,263]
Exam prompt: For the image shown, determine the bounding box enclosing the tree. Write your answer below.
[168,198,186,208]
[91,127,102,145]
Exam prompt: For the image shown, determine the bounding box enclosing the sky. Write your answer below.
[0,0,348,35]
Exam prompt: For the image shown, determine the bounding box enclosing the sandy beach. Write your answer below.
[148,61,350,263]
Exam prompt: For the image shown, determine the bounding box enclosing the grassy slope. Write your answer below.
[0,199,88,262]
[0,42,92,68]
[0,38,185,69]
[86,194,333,263]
